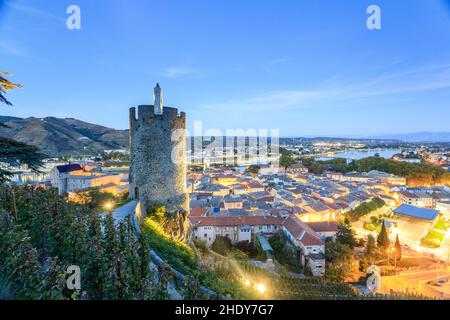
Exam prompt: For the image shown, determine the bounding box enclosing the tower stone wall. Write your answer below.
[129,85,189,240]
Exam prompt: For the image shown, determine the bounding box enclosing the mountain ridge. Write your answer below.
[0,116,129,157]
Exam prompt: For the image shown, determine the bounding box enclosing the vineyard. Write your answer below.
[237,262,434,300]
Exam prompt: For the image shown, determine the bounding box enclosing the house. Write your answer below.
[367,170,407,186]
[50,163,124,195]
[246,181,265,193]
[282,217,326,277]
[398,190,433,208]
[211,175,238,186]
[230,183,248,195]
[195,183,230,196]
[287,163,309,174]
[190,208,210,217]
[303,202,333,222]
[223,196,244,210]
[50,164,83,192]
[190,215,284,246]
[306,221,340,241]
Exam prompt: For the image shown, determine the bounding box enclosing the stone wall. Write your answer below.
[129,105,189,240]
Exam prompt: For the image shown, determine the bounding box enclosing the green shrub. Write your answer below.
[193,239,209,254]
[364,223,377,232]
[347,198,385,222]
[421,238,441,249]
[141,218,196,274]
[211,236,232,256]
[434,220,450,232]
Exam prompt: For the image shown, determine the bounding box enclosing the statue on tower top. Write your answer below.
[154,82,163,115]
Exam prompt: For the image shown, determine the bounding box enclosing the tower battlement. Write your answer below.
[130,105,186,133]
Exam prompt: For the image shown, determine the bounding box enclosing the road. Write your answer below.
[381,268,450,299]
[100,200,139,224]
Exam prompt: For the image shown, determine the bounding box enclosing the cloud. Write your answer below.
[0,42,27,57]
[5,1,65,23]
[158,67,205,79]
[199,63,450,113]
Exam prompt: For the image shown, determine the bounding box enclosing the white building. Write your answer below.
[190,216,284,246]
[398,190,433,208]
[282,217,326,277]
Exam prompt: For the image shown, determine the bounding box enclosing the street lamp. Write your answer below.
[104,201,114,213]
[255,283,267,295]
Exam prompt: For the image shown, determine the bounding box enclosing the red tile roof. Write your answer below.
[190,216,285,227]
[306,221,339,233]
[190,208,208,217]
[283,217,324,246]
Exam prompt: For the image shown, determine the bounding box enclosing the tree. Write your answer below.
[0,136,47,182]
[377,221,390,249]
[365,234,376,258]
[280,153,296,170]
[245,165,260,175]
[394,234,402,261]
[325,241,355,282]
[211,236,232,256]
[0,71,46,181]
[336,219,357,249]
[0,71,22,106]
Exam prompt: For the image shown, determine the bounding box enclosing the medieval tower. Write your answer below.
[129,83,189,240]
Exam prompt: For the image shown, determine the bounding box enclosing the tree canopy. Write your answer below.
[377,221,390,249]
[301,155,449,186]
[0,71,46,181]
[0,137,47,182]
[0,71,22,106]
[336,219,357,249]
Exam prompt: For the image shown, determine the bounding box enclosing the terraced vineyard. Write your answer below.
[239,262,434,300]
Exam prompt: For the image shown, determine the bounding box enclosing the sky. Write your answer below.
[1,0,450,137]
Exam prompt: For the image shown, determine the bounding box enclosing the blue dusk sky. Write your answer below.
[1,0,450,137]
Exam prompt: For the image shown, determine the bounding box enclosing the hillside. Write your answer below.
[0,116,129,157]
[373,132,450,142]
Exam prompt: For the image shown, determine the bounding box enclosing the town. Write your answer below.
[6,101,450,299]
[2,0,450,306]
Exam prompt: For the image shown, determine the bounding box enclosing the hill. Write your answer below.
[0,116,129,157]
[374,132,450,142]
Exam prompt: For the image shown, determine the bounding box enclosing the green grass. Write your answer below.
[434,220,450,232]
[141,217,196,274]
[421,229,446,248]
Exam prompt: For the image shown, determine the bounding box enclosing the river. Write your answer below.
[316,149,401,161]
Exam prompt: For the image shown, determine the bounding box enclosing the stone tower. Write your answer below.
[129,83,189,241]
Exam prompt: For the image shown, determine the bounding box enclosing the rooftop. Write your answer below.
[393,204,440,221]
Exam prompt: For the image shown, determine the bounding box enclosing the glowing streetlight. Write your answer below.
[255,283,267,294]
[104,202,114,212]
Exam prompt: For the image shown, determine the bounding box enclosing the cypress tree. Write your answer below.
[377,221,390,249]
[365,234,376,257]
[394,234,402,261]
